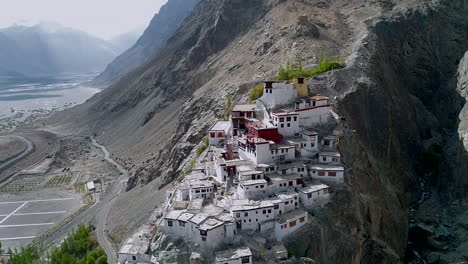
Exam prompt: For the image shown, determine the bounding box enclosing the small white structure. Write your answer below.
[215,247,253,264]
[277,162,308,177]
[319,152,341,164]
[274,209,308,241]
[267,174,304,193]
[298,184,330,208]
[231,200,275,231]
[118,226,152,264]
[209,121,232,146]
[237,179,269,199]
[189,180,214,200]
[321,136,337,150]
[271,111,300,137]
[86,181,95,192]
[310,165,344,183]
[294,95,331,126]
[238,137,296,165]
[260,81,297,108]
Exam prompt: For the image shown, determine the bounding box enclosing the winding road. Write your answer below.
[0,135,34,174]
[91,137,129,264]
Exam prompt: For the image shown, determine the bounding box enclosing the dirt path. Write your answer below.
[91,137,129,264]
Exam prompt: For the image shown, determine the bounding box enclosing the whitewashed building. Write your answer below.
[189,180,214,200]
[274,209,308,241]
[310,165,344,183]
[231,104,256,136]
[236,179,269,199]
[319,152,341,164]
[266,173,304,193]
[322,135,338,150]
[260,81,297,108]
[238,136,296,165]
[118,226,153,264]
[215,247,252,264]
[294,95,331,126]
[271,111,300,137]
[230,199,276,231]
[209,121,232,146]
[298,184,330,208]
[276,162,308,177]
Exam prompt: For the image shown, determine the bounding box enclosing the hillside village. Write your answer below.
[118,77,346,264]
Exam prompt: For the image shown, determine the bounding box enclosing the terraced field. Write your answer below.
[44,175,72,187]
[0,175,46,193]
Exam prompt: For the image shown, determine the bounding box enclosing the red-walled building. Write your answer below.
[245,118,282,143]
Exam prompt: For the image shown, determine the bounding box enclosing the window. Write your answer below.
[195,190,200,193]
[249,219,251,222]
[307,193,312,198]
[289,220,297,227]
[200,230,207,236]
[289,181,293,186]
[260,185,264,188]
[242,257,250,263]
[244,212,248,217]
[281,124,284,128]
[179,221,185,227]
[274,204,279,209]
[294,117,297,121]
[201,189,206,192]
[332,157,339,162]
[279,118,284,122]
[167,220,173,227]
[318,171,325,176]
[256,186,259,189]
[299,217,305,223]
[285,201,289,205]
[210,132,215,138]
[311,143,315,147]
[268,209,272,213]
[287,123,290,127]
[286,117,291,121]
[298,78,304,84]
[202,237,207,241]
[236,213,241,218]
[263,210,266,214]
[132,256,136,261]
[328,172,337,177]
[218,132,223,137]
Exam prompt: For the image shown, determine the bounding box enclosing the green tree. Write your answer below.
[297,57,304,76]
[86,255,96,264]
[249,83,264,102]
[96,255,107,264]
[224,93,232,120]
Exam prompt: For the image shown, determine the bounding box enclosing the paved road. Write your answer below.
[0,136,34,174]
[38,137,128,264]
[92,137,128,264]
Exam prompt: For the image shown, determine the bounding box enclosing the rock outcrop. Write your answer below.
[46,0,468,262]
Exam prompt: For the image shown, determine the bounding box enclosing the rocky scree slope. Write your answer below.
[91,0,199,87]
[47,0,468,262]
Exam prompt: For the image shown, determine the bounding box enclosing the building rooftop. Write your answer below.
[277,161,307,170]
[165,210,185,220]
[118,226,151,255]
[299,184,329,194]
[310,165,344,171]
[216,247,252,262]
[309,95,329,101]
[276,209,307,224]
[268,173,303,182]
[177,212,195,222]
[188,198,204,210]
[232,104,256,112]
[210,121,231,132]
[189,213,209,225]
[199,217,224,231]
[189,180,213,189]
[302,130,318,136]
[277,192,299,201]
[320,151,341,157]
[240,179,267,186]
[271,110,299,116]
[231,199,274,211]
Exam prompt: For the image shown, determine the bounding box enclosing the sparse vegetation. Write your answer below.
[276,57,345,81]
[45,175,72,187]
[249,83,264,102]
[224,93,232,120]
[7,225,106,264]
[196,137,209,157]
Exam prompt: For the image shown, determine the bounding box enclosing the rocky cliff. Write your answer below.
[91,0,199,87]
[47,0,468,262]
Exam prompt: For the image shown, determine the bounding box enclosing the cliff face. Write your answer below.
[91,0,199,87]
[48,0,468,262]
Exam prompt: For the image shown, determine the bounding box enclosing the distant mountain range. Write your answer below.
[91,0,199,87]
[0,22,140,77]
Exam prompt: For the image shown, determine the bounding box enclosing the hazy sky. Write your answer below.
[0,0,168,39]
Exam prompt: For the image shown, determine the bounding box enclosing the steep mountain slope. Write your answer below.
[108,29,143,54]
[0,23,118,76]
[91,0,199,87]
[47,0,468,262]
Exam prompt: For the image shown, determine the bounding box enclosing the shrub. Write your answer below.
[249,83,264,102]
[224,93,232,120]
[276,57,344,81]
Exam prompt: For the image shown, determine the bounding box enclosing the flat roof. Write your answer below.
[188,198,204,210]
[240,179,267,186]
[118,226,152,255]
[277,161,307,170]
[310,165,344,171]
[165,210,185,220]
[216,247,252,261]
[189,213,209,225]
[231,199,274,211]
[320,152,341,157]
[189,180,213,189]
[199,218,224,231]
[309,95,329,101]
[302,130,318,136]
[277,192,299,200]
[276,209,307,224]
[86,181,95,190]
[299,184,329,194]
[268,173,303,181]
[240,170,264,176]
[232,104,256,112]
[271,110,299,116]
[209,121,231,132]
[177,212,195,222]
